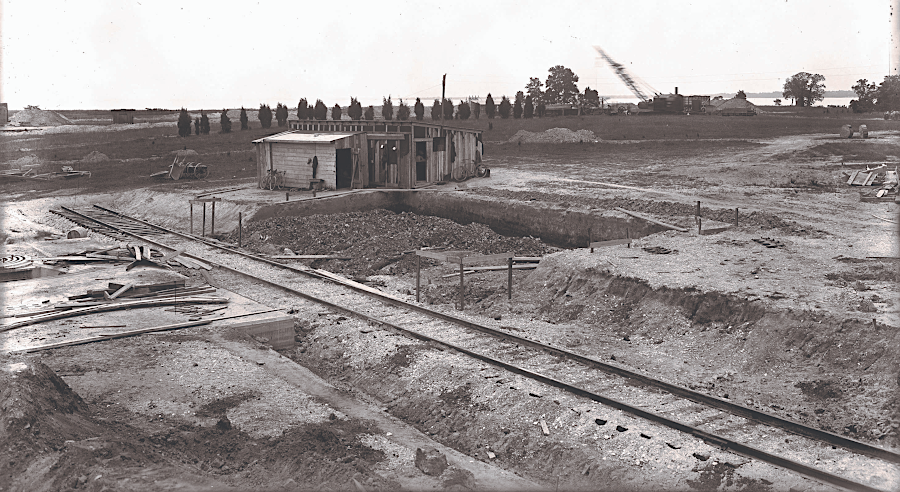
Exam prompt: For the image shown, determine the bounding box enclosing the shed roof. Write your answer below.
[252,132,358,144]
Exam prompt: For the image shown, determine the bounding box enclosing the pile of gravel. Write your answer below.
[82,151,109,163]
[9,108,73,127]
[509,128,598,144]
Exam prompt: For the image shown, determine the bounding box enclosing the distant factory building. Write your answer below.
[111,109,135,124]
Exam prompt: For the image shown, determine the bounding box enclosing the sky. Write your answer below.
[0,0,893,110]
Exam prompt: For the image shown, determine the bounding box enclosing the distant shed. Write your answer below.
[711,97,758,116]
[253,132,368,190]
[111,109,135,124]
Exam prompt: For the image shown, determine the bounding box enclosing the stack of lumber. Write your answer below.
[0,280,227,332]
[0,167,91,181]
[37,244,211,270]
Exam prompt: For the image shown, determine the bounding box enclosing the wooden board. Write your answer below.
[614,207,688,233]
[271,255,352,260]
[590,238,632,248]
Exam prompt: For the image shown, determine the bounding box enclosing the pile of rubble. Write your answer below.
[9,107,73,127]
[508,128,598,144]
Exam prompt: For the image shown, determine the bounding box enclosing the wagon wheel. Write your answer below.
[195,166,209,179]
[266,173,277,191]
[274,172,284,190]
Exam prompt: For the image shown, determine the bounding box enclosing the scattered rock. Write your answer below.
[215,418,231,431]
[693,452,710,461]
[615,425,628,432]
[595,419,607,426]
[441,465,476,490]
[415,447,448,476]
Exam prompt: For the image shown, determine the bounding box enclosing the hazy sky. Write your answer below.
[1,0,891,109]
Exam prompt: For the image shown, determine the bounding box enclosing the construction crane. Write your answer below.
[594,46,686,114]
[594,46,658,105]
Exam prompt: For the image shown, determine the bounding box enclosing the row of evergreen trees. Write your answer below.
[176,92,558,136]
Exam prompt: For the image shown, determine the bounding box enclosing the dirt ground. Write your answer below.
[2,115,899,491]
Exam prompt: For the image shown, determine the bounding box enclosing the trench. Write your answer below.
[251,190,668,248]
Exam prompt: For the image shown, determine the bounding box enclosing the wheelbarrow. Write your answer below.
[152,157,209,180]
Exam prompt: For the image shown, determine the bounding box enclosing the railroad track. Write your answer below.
[50,204,900,492]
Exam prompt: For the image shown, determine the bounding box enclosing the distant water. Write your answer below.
[604,97,856,108]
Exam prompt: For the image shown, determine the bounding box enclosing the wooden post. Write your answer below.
[698,217,702,234]
[416,255,421,302]
[458,258,464,311]
[696,201,700,222]
[286,192,289,201]
[626,227,630,248]
[508,257,512,300]
[202,202,206,237]
[589,227,593,253]
[190,202,193,235]
[210,201,215,235]
[735,208,739,227]
[238,212,242,248]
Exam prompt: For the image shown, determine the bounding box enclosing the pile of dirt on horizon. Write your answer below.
[227,209,558,278]
[509,128,598,144]
[9,108,73,127]
[82,151,109,163]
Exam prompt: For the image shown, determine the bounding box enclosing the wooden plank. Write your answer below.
[159,248,186,264]
[313,269,404,301]
[415,249,456,261]
[271,255,352,260]
[699,225,731,236]
[173,257,199,269]
[106,282,133,300]
[540,419,550,436]
[461,253,514,265]
[589,238,632,248]
[38,256,108,262]
[513,257,542,263]
[441,264,536,278]
[614,207,689,233]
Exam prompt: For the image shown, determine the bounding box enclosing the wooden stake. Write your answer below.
[190,202,193,235]
[416,254,421,303]
[735,208,739,227]
[698,217,702,234]
[238,212,242,248]
[459,258,464,310]
[508,257,512,300]
[211,201,216,235]
[202,202,207,237]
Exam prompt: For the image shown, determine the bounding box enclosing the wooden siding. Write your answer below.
[271,141,338,189]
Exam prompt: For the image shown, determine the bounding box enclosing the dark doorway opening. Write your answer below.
[336,148,353,189]
[415,141,427,182]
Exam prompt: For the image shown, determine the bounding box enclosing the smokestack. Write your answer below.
[675,87,678,95]
[893,0,900,75]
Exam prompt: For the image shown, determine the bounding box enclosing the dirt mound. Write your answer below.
[82,151,109,163]
[9,108,73,127]
[228,209,556,277]
[3,154,43,169]
[509,128,598,144]
[173,149,199,157]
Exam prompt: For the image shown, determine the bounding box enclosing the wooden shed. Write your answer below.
[286,120,483,189]
[253,132,368,190]
[111,109,135,124]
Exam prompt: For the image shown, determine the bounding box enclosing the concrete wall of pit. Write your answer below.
[251,191,667,248]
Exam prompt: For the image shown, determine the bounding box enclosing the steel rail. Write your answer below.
[51,206,889,492]
[54,206,900,473]
[76,205,900,467]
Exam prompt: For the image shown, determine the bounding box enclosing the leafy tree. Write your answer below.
[414,98,424,120]
[485,93,496,119]
[239,107,249,130]
[306,101,314,119]
[526,77,544,105]
[472,101,481,120]
[536,101,546,117]
[442,98,454,120]
[200,111,210,134]
[297,99,308,120]
[849,79,877,113]
[735,90,747,99]
[524,95,534,118]
[397,99,410,120]
[782,72,825,107]
[457,100,471,120]
[332,103,342,120]
[275,103,289,126]
[348,98,363,120]
[498,96,511,119]
[773,99,782,106]
[314,99,327,120]
[258,104,273,128]
[220,109,232,133]
[194,117,200,135]
[382,96,394,120]
[513,91,524,119]
[544,65,579,104]
[583,87,600,108]
[177,108,192,137]
[876,75,900,111]
[431,99,441,120]
[364,105,375,120]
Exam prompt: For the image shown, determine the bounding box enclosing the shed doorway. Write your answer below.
[415,141,427,182]
[335,148,353,189]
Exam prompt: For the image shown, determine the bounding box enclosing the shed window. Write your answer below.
[413,126,426,138]
[432,137,445,152]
